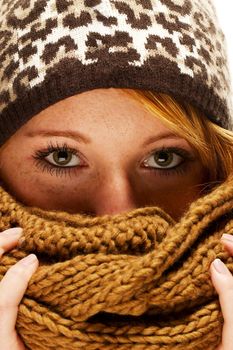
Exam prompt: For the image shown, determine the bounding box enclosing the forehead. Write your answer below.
[19,88,174,137]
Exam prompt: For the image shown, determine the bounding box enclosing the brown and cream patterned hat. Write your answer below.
[0,0,232,145]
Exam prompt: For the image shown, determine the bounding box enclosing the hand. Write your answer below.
[210,234,233,350]
[0,227,39,350]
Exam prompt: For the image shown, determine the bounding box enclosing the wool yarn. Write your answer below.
[0,176,233,350]
[0,0,233,146]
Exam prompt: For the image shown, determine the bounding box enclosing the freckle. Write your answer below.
[46,184,66,195]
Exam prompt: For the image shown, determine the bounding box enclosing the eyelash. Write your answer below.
[32,142,193,177]
[33,141,83,177]
[143,146,194,177]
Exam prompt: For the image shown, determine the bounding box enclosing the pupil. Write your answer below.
[53,151,71,165]
[156,151,172,166]
[58,151,67,161]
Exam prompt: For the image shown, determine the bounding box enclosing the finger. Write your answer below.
[221,234,233,255]
[0,254,39,337]
[0,228,23,256]
[210,258,233,350]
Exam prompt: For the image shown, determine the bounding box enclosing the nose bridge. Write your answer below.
[91,168,137,216]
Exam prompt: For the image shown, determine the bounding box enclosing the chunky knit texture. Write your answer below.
[0,176,233,350]
[0,0,233,146]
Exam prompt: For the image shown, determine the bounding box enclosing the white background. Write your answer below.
[213,0,233,98]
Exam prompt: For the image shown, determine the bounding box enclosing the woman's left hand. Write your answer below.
[210,234,233,350]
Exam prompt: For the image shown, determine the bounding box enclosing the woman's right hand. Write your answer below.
[0,227,38,350]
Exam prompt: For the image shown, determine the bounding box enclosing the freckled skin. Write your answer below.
[0,88,207,221]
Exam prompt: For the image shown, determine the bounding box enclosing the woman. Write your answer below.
[0,0,233,349]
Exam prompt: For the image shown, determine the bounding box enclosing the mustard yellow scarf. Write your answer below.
[0,176,233,350]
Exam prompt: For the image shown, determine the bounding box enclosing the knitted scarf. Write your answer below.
[0,176,233,350]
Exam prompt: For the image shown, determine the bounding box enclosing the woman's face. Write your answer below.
[0,88,207,220]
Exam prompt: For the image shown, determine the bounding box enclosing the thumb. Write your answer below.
[210,258,233,350]
[0,254,38,337]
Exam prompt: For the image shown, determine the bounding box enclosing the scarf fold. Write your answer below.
[1,177,233,350]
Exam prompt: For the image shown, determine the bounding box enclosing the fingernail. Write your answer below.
[221,233,233,242]
[3,227,23,236]
[213,258,229,274]
[19,254,37,266]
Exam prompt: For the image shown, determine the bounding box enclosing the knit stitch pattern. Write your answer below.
[0,0,232,146]
[0,176,233,349]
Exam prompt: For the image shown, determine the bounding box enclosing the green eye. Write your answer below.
[45,150,80,167]
[145,150,183,169]
[154,151,174,167]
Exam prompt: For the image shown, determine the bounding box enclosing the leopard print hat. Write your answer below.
[0,0,232,146]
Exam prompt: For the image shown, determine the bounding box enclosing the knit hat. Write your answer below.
[0,0,232,146]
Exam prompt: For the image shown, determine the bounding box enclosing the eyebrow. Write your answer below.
[142,132,182,146]
[26,130,181,146]
[26,130,91,144]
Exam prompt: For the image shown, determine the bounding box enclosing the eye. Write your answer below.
[143,148,185,170]
[33,142,85,172]
[45,149,80,167]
